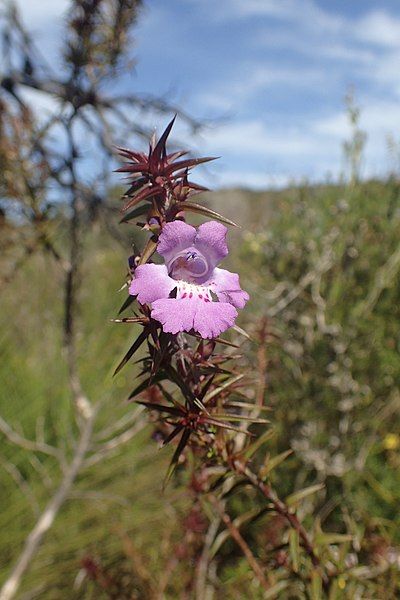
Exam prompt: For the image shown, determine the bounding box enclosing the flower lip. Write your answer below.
[168,249,209,282]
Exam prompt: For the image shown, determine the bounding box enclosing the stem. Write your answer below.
[0,413,95,600]
[63,119,93,420]
[210,497,270,593]
[0,118,95,600]
[232,460,330,589]
[195,516,220,600]
[255,318,268,408]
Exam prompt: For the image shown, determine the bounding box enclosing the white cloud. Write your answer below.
[238,64,327,93]
[226,0,295,19]
[213,169,293,190]
[313,112,350,139]
[6,0,400,189]
[193,64,329,114]
[219,0,344,33]
[256,29,374,65]
[195,93,400,187]
[357,10,400,48]
[201,120,316,157]
[360,101,400,136]
[238,3,400,102]
[195,91,234,112]
[14,0,69,27]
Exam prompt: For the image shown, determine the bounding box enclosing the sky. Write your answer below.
[9,0,400,189]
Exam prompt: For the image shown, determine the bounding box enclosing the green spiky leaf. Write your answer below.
[164,428,191,487]
[113,329,148,376]
[173,201,239,227]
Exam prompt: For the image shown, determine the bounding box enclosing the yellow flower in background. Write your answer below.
[338,576,346,590]
[383,433,400,451]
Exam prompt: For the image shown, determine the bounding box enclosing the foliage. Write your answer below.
[1,176,400,598]
[0,1,399,599]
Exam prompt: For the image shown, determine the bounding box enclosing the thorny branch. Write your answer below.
[110,117,340,597]
[231,459,330,589]
[210,496,271,593]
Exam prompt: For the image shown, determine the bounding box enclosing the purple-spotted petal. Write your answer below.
[129,263,176,304]
[194,221,228,269]
[211,268,250,309]
[157,221,197,264]
[151,297,237,338]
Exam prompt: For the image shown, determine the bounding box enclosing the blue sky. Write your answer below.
[12,0,400,188]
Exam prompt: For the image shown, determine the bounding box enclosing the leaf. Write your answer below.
[263,582,289,599]
[363,470,395,503]
[120,204,150,223]
[116,147,146,162]
[149,329,171,376]
[122,185,164,212]
[259,450,293,479]
[118,294,135,315]
[212,337,240,348]
[220,479,249,499]
[115,162,149,173]
[209,413,269,424]
[167,150,188,162]
[162,424,184,446]
[165,156,217,175]
[157,383,183,411]
[209,507,263,558]
[138,237,158,265]
[314,533,353,546]
[128,372,166,399]
[224,401,272,412]
[164,365,197,406]
[209,472,230,492]
[113,329,148,376]
[194,398,210,415]
[173,201,239,227]
[163,427,191,487]
[203,374,244,403]
[186,181,210,192]
[232,324,251,340]
[289,530,300,573]
[243,429,275,460]
[123,178,148,197]
[310,570,322,600]
[152,115,176,165]
[203,418,254,436]
[136,401,183,417]
[197,375,216,403]
[286,483,325,507]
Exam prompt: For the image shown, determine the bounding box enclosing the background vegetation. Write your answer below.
[1,175,400,598]
[1,1,399,598]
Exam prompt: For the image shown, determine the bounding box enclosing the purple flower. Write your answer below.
[129,220,249,338]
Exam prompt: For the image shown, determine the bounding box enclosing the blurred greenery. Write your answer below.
[1,176,400,598]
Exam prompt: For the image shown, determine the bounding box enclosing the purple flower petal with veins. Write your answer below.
[129,263,176,304]
[152,297,237,339]
[211,268,249,309]
[129,220,249,338]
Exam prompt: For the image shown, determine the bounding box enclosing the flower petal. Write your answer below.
[194,221,228,269]
[129,264,176,304]
[157,221,197,264]
[193,300,237,338]
[151,297,237,338]
[211,268,250,309]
